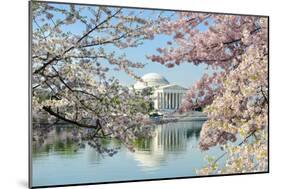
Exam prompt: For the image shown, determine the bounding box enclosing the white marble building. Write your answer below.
[133,73,187,111]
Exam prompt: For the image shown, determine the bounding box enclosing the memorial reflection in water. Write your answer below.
[32,121,215,186]
[132,121,202,169]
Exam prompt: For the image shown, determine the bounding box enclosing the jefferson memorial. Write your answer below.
[133,73,187,111]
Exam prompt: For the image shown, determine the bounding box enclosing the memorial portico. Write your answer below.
[133,73,187,111]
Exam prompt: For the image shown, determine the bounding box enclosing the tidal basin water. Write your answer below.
[32,121,222,187]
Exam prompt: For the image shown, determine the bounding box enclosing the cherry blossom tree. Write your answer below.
[31,2,161,154]
[148,13,268,174]
[31,1,268,171]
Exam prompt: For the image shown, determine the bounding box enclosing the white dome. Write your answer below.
[134,73,169,90]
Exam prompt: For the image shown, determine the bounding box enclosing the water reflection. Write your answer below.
[132,121,203,169]
[32,128,80,157]
[32,121,217,186]
[33,121,202,156]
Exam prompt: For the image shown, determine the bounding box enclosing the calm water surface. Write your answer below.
[32,121,222,187]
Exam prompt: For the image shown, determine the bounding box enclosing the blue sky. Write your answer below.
[107,34,209,88]
[35,2,211,89]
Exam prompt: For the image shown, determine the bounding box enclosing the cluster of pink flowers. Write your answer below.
[148,13,268,174]
[32,2,161,153]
